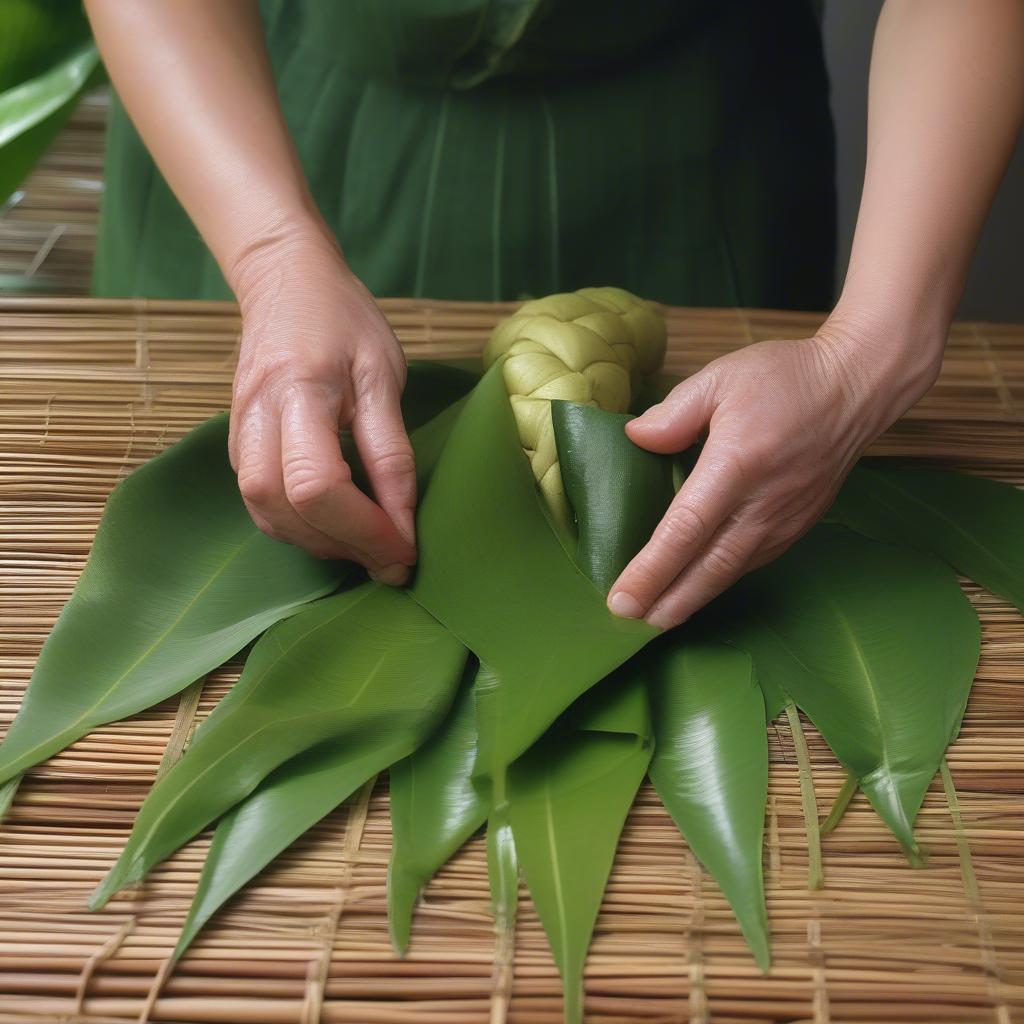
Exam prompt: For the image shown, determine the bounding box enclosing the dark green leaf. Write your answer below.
[387,665,488,953]
[829,463,1024,611]
[721,525,980,857]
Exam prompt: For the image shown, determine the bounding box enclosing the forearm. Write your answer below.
[84,0,330,293]
[830,0,1024,392]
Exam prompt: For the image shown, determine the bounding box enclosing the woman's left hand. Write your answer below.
[607,318,945,629]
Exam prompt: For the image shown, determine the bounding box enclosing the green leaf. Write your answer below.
[0,414,346,792]
[90,584,467,908]
[388,665,487,953]
[500,401,666,1019]
[174,743,396,962]
[647,639,771,968]
[508,729,650,1024]
[720,525,980,858]
[550,400,674,594]
[0,40,100,205]
[829,463,1024,611]
[409,365,657,790]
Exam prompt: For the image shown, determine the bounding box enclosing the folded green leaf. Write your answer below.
[90,583,467,908]
[647,638,771,968]
[720,525,980,858]
[409,365,657,791]
[829,463,1024,611]
[550,400,674,595]
[387,664,488,953]
[0,414,346,793]
[509,729,650,1024]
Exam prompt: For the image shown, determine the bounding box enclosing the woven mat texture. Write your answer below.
[0,298,1021,1024]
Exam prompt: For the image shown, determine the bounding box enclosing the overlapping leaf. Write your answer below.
[830,462,1024,610]
[91,583,467,908]
[408,365,657,791]
[508,727,650,1024]
[0,362,475,816]
[648,639,770,967]
[719,525,980,857]
[388,667,487,953]
[0,415,346,795]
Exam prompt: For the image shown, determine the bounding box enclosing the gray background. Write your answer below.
[823,0,1023,321]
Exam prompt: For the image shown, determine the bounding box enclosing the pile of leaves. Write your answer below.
[2,333,1022,1023]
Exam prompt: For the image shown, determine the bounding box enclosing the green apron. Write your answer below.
[92,0,835,309]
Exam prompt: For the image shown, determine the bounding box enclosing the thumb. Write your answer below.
[351,375,418,551]
[627,372,716,453]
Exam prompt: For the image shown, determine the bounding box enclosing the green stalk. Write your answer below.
[487,777,517,1024]
[785,704,823,891]
[819,771,858,835]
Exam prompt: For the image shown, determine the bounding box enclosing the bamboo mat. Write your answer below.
[0,298,1022,1024]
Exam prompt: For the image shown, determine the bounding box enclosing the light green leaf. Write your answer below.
[508,730,650,1024]
[647,639,770,968]
[0,414,346,792]
[90,584,467,908]
[829,463,1024,611]
[721,525,980,858]
[409,365,657,790]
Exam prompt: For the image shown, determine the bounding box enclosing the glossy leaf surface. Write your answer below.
[829,462,1024,611]
[0,414,345,790]
[509,730,650,1024]
[647,638,770,967]
[388,666,487,953]
[175,740,397,961]
[721,525,980,856]
[503,401,666,1018]
[409,365,657,787]
[91,584,467,907]
[550,400,674,594]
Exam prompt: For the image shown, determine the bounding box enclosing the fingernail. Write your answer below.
[608,591,644,619]
[371,563,409,587]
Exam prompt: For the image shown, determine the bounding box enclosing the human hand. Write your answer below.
[227,227,417,584]
[607,319,945,629]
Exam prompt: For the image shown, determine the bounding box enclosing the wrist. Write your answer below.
[225,211,344,310]
[814,300,948,439]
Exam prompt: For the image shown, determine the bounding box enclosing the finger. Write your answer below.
[351,372,418,549]
[234,403,361,561]
[644,518,767,630]
[625,371,715,454]
[607,439,749,619]
[280,389,417,576]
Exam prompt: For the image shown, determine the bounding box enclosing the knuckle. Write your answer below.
[283,458,344,509]
[659,503,707,551]
[371,441,415,481]
[237,468,278,508]
[702,538,748,580]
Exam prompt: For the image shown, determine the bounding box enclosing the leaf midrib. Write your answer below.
[5,532,262,771]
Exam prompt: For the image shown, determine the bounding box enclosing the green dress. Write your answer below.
[93,0,835,309]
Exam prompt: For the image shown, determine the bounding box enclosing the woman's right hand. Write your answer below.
[227,226,418,584]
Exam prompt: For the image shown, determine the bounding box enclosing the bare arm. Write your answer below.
[85,0,417,583]
[610,0,1024,628]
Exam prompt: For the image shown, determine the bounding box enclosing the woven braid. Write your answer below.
[483,287,667,526]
